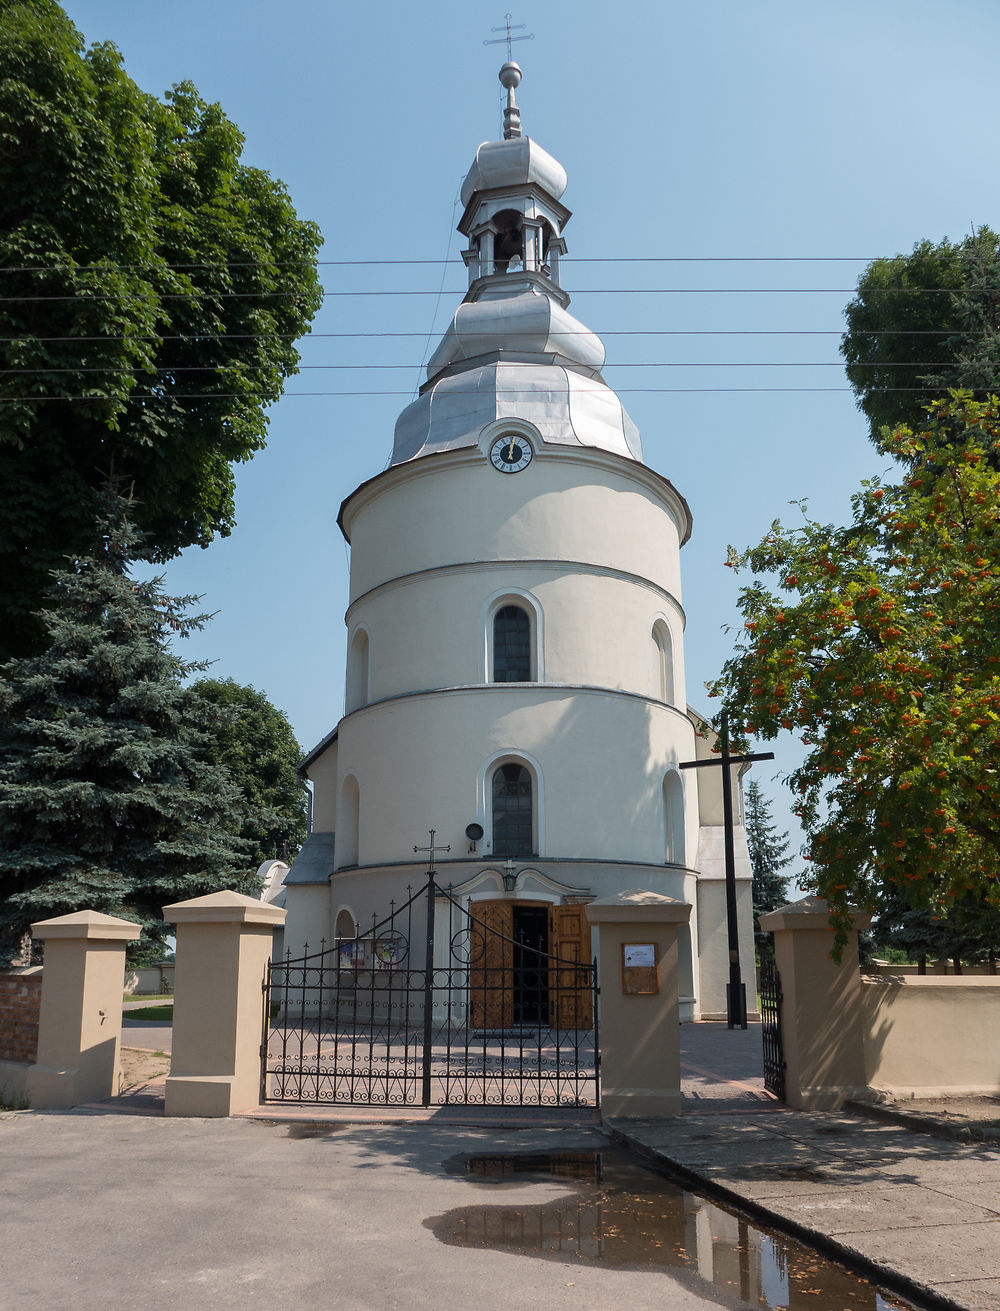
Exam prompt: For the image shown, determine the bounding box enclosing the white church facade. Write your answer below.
[281,61,755,1022]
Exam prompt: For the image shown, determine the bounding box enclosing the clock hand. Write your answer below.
[506,436,517,460]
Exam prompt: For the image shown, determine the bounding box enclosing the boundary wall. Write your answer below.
[0,968,42,1102]
[761,897,1000,1108]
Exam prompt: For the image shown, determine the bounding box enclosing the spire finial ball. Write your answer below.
[499,61,522,91]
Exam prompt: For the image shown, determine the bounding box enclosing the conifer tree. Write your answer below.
[744,780,793,962]
[0,497,256,965]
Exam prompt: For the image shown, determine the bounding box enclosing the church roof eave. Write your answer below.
[337,445,693,547]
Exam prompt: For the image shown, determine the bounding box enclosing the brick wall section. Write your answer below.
[0,971,42,1064]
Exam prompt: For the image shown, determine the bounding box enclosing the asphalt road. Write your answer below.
[0,1114,763,1311]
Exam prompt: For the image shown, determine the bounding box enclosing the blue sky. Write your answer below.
[60,0,1000,872]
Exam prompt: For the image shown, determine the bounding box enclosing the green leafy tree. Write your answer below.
[0,497,258,967]
[191,678,307,868]
[744,780,793,962]
[841,229,1000,446]
[0,0,322,659]
[711,394,1000,949]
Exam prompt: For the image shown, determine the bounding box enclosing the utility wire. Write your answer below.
[0,386,952,402]
[0,329,980,345]
[0,287,974,304]
[0,256,897,274]
[0,361,970,375]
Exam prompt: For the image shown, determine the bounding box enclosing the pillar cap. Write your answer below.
[30,909,142,942]
[164,889,287,927]
[759,895,872,933]
[586,888,692,925]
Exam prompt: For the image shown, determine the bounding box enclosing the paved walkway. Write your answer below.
[109,1019,1000,1309]
[619,1022,1000,1311]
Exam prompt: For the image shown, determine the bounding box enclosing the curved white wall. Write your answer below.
[335,687,698,868]
[342,447,686,603]
[347,565,684,706]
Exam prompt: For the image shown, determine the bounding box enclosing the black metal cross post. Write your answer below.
[679,712,774,1029]
[413,829,450,1105]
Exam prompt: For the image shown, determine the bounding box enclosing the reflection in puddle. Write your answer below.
[431,1151,913,1311]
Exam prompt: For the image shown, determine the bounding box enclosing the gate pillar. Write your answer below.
[586,889,691,1118]
[759,896,871,1110]
[164,891,285,1118]
[27,910,141,1109]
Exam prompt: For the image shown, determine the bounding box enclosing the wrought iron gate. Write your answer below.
[759,959,785,1101]
[260,876,599,1108]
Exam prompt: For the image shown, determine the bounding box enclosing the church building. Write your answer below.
[281,61,756,1022]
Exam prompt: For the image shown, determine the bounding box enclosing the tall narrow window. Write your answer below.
[492,763,533,856]
[652,620,674,705]
[663,771,685,865]
[339,775,360,867]
[493,605,531,682]
[346,627,369,712]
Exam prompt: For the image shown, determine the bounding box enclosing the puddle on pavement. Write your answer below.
[253,1120,347,1138]
[430,1150,913,1311]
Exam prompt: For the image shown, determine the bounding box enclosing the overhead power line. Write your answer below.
[0,361,968,376]
[0,256,891,275]
[0,328,978,345]
[0,386,950,403]
[0,286,973,305]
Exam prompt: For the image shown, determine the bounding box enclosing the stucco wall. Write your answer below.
[348,564,686,708]
[335,687,698,868]
[861,975,1000,1098]
[342,448,685,604]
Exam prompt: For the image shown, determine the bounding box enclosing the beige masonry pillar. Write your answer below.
[758,895,872,1110]
[586,889,692,1118]
[27,910,141,1109]
[164,890,285,1118]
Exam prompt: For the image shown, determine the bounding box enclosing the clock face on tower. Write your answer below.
[489,433,534,473]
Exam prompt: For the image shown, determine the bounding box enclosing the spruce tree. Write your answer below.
[744,780,793,962]
[0,498,256,965]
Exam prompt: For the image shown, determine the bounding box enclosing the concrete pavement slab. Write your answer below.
[833,1221,1000,1287]
[748,1182,1000,1232]
[941,1280,1000,1311]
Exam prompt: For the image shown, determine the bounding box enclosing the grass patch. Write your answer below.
[0,1086,29,1111]
[124,993,173,1003]
[124,1004,173,1021]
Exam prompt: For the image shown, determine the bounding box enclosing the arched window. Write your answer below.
[652,620,674,705]
[335,908,356,940]
[492,763,534,857]
[346,627,370,712]
[493,605,531,682]
[663,771,685,865]
[339,775,360,868]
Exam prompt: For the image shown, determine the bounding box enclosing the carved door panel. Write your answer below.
[548,904,594,1030]
[469,900,514,1029]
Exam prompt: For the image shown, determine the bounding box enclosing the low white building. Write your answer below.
[282,62,755,1022]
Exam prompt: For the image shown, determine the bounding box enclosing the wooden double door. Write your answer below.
[469,900,594,1031]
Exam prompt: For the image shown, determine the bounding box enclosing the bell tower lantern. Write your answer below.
[459,63,570,297]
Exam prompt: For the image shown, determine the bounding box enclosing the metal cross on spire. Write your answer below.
[484,12,534,62]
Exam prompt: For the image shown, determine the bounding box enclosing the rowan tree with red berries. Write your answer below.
[711,393,1000,949]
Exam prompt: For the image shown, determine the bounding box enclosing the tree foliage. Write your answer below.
[711,394,1000,948]
[191,678,307,869]
[744,780,793,960]
[841,229,1000,446]
[0,0,323,659]
[0,498,258,966]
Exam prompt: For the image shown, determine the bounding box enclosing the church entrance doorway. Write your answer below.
[513,905,548,1023]
[260,881,599,1109]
